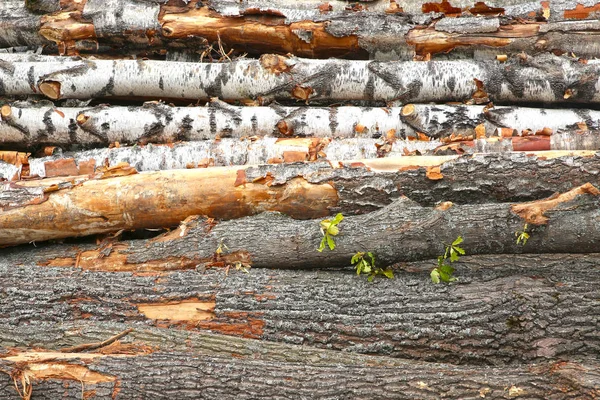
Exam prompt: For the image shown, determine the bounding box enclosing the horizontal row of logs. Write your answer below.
[1,101,599,149]
[1,53,599,104]
[5,0,600,60]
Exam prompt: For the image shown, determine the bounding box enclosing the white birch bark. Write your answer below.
[2,54,600,104]
[27,138,440,178]
[4,101,600,149]
[0,102,416,148]
[403,104,600,137]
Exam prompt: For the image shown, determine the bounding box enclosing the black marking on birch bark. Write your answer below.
[0,60,15,75]
[68,118,78,144]
[329,106,338,135]
[159,76,164,91]
[251,114,258,135]
[93,76,115,98]
[269,104,290,120]
[204,63,225,98]
[27,65,36,92]
[367,62,407,98]
[446,76,456,92]
[0,79,5,96]
[178,115,193,141]
[3,114,30,138]
[209,105,217,136]
[78,107,109,142]
[36,108,55,140]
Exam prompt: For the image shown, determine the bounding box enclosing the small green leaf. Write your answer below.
[326,235,336,250]
[449,250,460,262]
[448,277,458,282]
[454,245,465,255]
[367,275,375,282]
[452,236,464,246]
[430,269,441,284]
[351,253,361,264]
[318,237,326,252]
[440,264,454,275]
[382,269,394,279]
[331,213,344,224]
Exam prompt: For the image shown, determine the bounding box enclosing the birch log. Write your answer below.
[4,102,600,149]
[1,253,599,366]
[0,322,597,399]
[0,101,419,149]
[3,54,600,105]
[3,151,600,245]
[24,138,441,178]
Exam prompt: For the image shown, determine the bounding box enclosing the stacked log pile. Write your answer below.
[1,0,600,398]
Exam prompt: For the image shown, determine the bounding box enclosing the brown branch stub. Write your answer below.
[511,183,600,225]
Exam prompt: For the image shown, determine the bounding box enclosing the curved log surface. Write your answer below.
[3,152,600,245]
[3,102,600,151]
[0,251,599,366]
[1,321,598,399]
[2,54,599,105]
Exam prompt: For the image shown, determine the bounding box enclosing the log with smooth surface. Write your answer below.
[3,54,600,105]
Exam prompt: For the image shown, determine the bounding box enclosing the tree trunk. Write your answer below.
[3,54,600,105]
[5,0,600,60]
[0,101,419,149]
[23,138,441,178]
[0,252,599,367]
[8,183,599,268]
[0,322,597,399]
[3,152,600,245]
[4,101,600,150]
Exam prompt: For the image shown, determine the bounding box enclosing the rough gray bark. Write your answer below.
[1,250,599,366]
[1,322,598,399]
[401,104,600,139]
[9,182,599,268]
[4,152,600,245]
[3,54,600,105]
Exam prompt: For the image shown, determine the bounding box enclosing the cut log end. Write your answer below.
[400,104,415,117]
[38,81,62,100]
[0,104,12,120]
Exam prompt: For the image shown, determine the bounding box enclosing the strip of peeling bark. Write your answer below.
[3,151,600,245]
[2,54,600,105]
[388,0,600,23]
[0,323,597,399]
[4,101,600,151]
[2,251,600,366]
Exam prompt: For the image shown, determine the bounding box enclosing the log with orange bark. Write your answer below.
[6,0,600,60]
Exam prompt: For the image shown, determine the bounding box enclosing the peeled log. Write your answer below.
[0,322,597,399]
[4,152,600,246]
[1,252,600,366]
[3,54,600,105]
